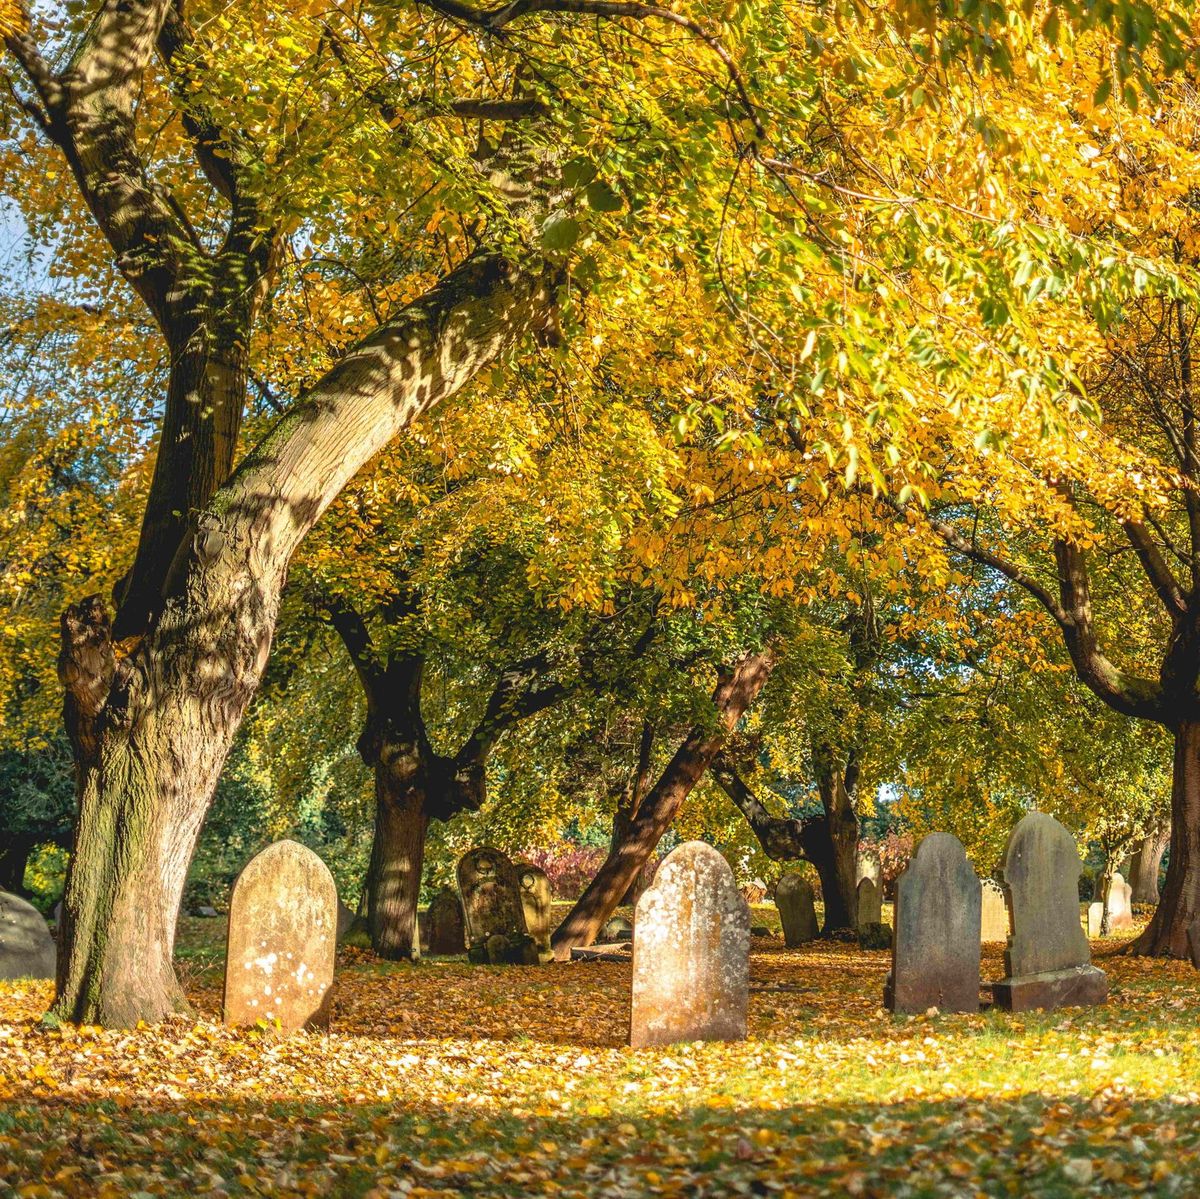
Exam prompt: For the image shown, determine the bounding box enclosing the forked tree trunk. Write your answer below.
[55,567,275,1026]
[1129,822,1170,904]
[551,651,774,958]
[53,255,554,1025]
[1132,722,1200,957]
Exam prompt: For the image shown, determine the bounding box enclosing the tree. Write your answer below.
[3,0,1189,1021]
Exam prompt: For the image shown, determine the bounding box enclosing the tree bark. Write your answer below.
[1129,821,1170,904]
[812,744,860,933]
[1131,722,1200,956]
[711,757,852,935]
[610,720,655,907]
[367,760,430,960]
[550,650,774,958]
[51,256,554,1025]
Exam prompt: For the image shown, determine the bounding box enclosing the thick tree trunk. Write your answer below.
[1129,822,1170,904]
[551,651,774,958]
[368,762,430,961]
[54,566,271,1025]
[813,745,859,933]
[1132,722,1200,957]
[53,255,552,1025]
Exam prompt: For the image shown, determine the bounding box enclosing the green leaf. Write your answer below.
[584,181,623,212]
[541,213,581,251]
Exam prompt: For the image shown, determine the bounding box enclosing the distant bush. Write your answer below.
[521,845,661,900]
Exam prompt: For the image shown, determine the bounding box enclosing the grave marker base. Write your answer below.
[991,965,1107,1012]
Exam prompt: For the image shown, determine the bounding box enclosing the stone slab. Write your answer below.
[885,832,981,1015]
[991,965,1108,1012]
[776,872,818,947]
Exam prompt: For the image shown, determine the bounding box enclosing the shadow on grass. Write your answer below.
[0,1086,1193,1197]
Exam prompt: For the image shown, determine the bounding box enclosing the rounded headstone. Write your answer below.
[857,876,882,929]
[517,864,553,957]
[223,840,337,1033]
[457,847,528,951]
[426,887,467,955]
[630,841,750,1048]
[0,890,55,981]
[994,813,1107,1011]
[980,881,1009,943]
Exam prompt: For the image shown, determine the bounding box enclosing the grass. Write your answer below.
[1,911,1195,1197]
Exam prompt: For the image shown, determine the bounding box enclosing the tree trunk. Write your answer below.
[0,834,35,896]
[1132,721,1200,957]
[1097,860,1115,937]
[368,762,430,961]
[54,569,269,1026]
[610,720,654,907]
[813,745,859,933]
[1129,822,1170,904]
[53,255,553,1025]
[551,651,774,958]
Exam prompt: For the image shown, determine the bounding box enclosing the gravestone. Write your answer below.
[601,915,633,943]
[427,887,467,955]
[1188,915,1200,969]
[884,833,981,1014]
[856,848,882,887]
[980,881,1009,942]
[517,864,553,959]
[1106,873,1134,929]
[1087,902,1104,938]
[457,847,537,965]
[775,872,818,947]
[857,877,882,928]
[0,889,55,981]
[992,813,1107,1011]
[630,841,750,1048]
[223,840,337,1032]
[336,899,356,942]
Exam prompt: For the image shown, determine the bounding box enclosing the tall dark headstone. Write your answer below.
[884,833,981,1014]
[992,813,1107,1011]
[426,887,467,955]
[775,872,818,947]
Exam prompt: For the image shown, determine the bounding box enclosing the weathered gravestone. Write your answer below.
[1106,872,1134,929]
[775,872,818,947]
[518,864,553,959]
[0,889,55,981]
[857,877,882,928]
[223,840,337,1032]
[980,881,1009,943]
[336,899,356,942]
[992,813,1107,1011]
[457,847,538,965]
[1086,902,1104,938]
[884,833,981,1014]
[856,848,882,887]
[1188,915,1200,969]
[426,887,467,955]
[630,841,750,1048]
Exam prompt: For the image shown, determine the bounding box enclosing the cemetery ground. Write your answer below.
[3,914,1200,1197]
